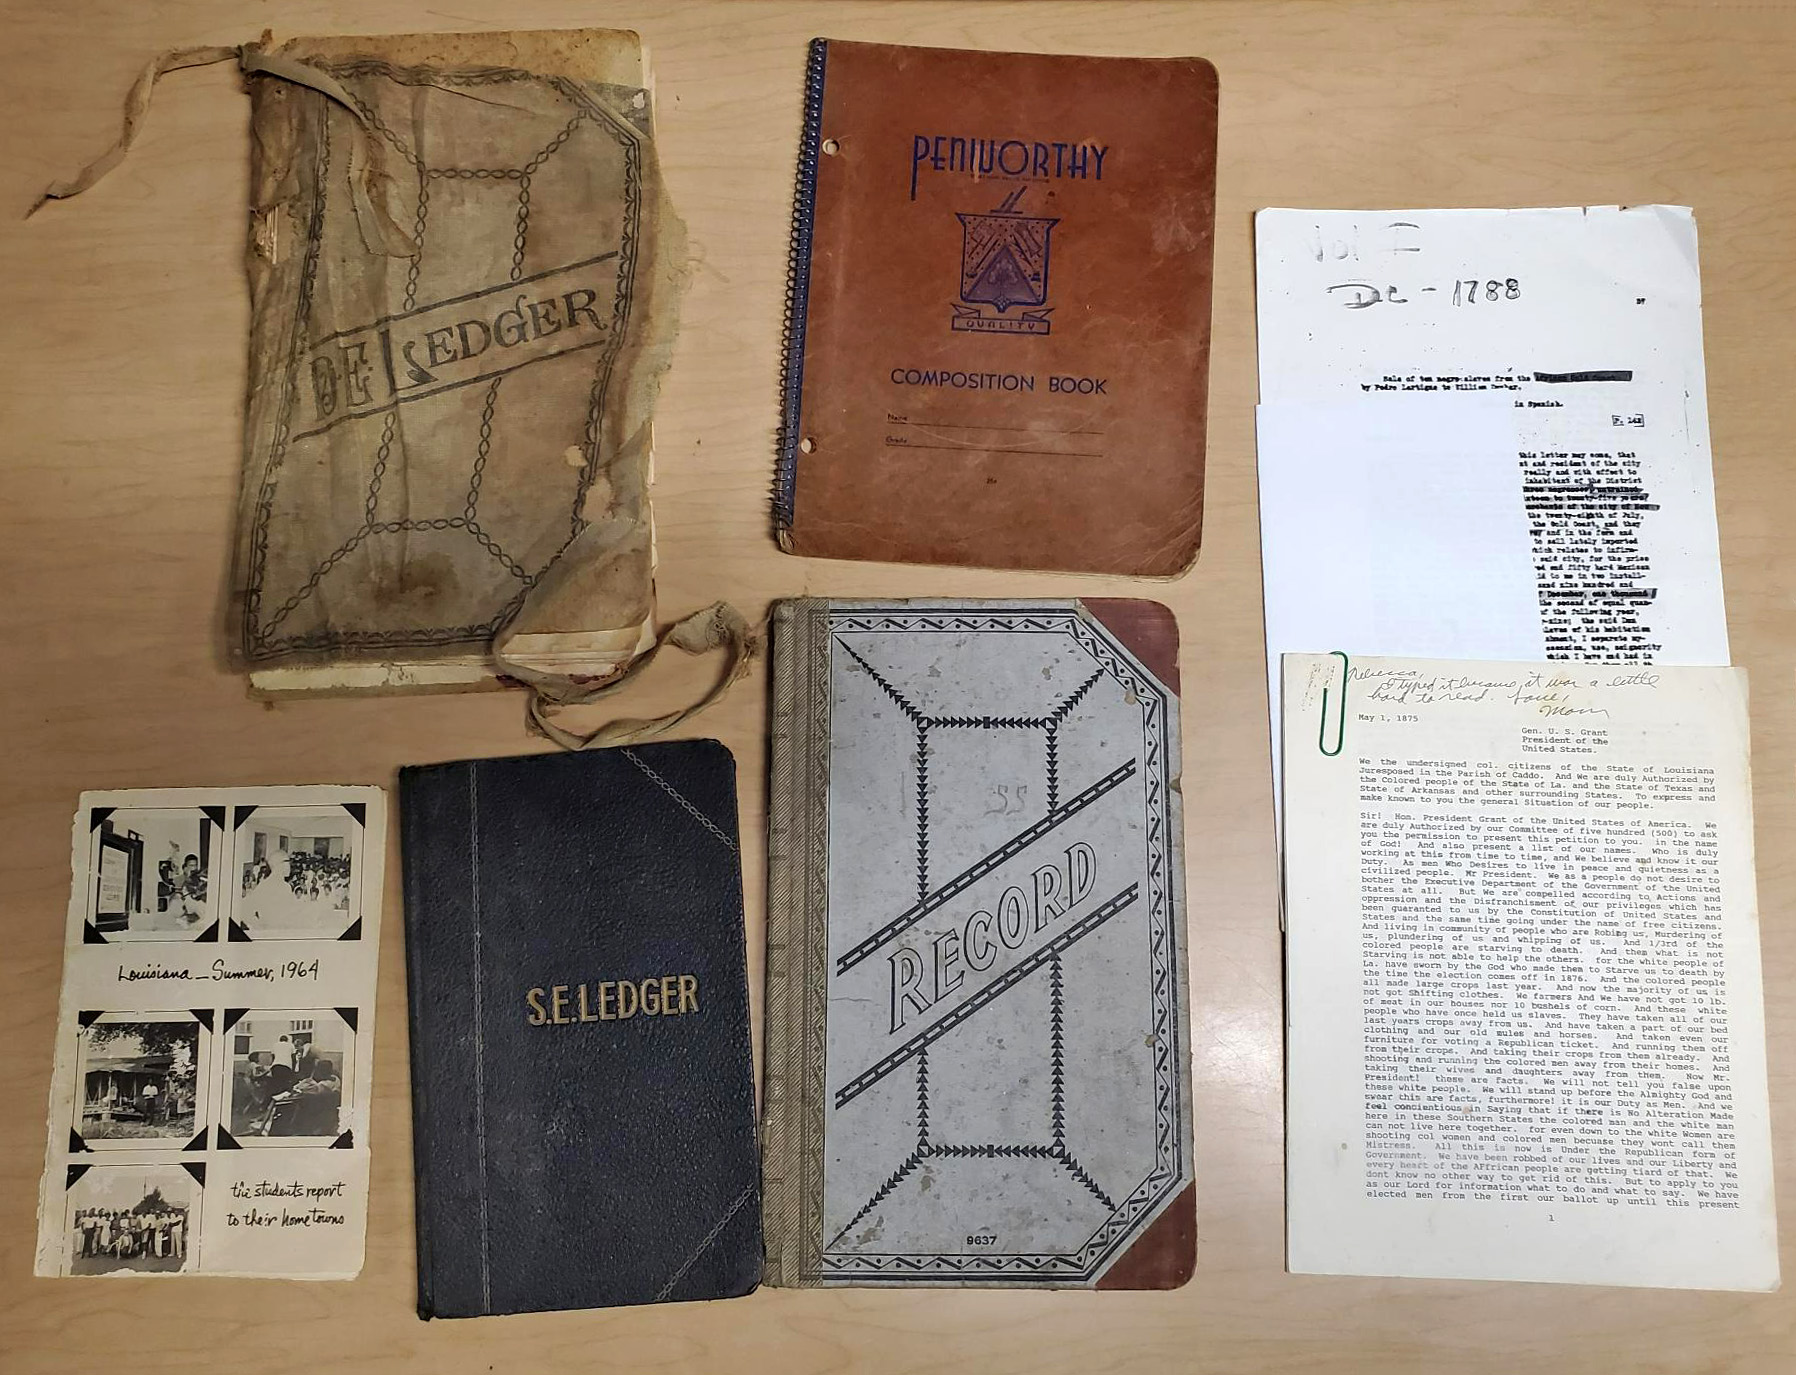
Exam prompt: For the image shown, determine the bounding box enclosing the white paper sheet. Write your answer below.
[35,787,386,1279]
[1255,206,1732,785]
[1257,205,1709,407]
[1282,653,1776,1290]
[1258,394,1544,797]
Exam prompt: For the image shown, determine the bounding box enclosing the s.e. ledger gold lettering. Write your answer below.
[523,975,701,1025]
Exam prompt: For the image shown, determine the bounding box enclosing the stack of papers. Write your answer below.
[1259,208,1775,1292]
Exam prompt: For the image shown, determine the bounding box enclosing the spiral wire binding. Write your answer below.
[774,39,829,542]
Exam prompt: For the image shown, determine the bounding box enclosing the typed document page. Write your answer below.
[1257,393,1543,809]
[1254,204,1730,679]
[1282,654,1776,1290]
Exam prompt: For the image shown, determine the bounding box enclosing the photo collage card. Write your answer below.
[36,787,386,1279]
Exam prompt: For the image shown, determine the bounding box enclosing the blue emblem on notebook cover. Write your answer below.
[953,187,1057,335]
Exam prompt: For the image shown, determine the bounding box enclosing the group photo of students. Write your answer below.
[66,1175,193,1276]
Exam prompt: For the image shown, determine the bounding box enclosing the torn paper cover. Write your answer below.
[231,30,684,696]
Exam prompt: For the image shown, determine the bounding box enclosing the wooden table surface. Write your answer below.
[2,2,1792,1371]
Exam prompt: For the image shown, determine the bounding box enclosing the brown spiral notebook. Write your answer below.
[774,41,1219,576]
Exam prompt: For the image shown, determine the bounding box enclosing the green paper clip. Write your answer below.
[1318,651,1349,757]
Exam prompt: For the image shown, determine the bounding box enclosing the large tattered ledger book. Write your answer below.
[775,42,1217,575]
[1283,654,1777,1290]
[400,744,762,1316]
[36,787,386,1278]
[234,30,682,694]
[763,599,1195,1287]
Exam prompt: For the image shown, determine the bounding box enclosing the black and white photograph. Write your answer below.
[88,808,217,940]
[74,1012,206,1146]
[224,1011,354,1142]
[65,1164,198,1276]
[233,807,360,939]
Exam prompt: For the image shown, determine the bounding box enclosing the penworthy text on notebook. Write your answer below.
[775,43,1218,576]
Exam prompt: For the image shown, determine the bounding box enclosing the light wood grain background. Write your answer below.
[2,2,1792,1371]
